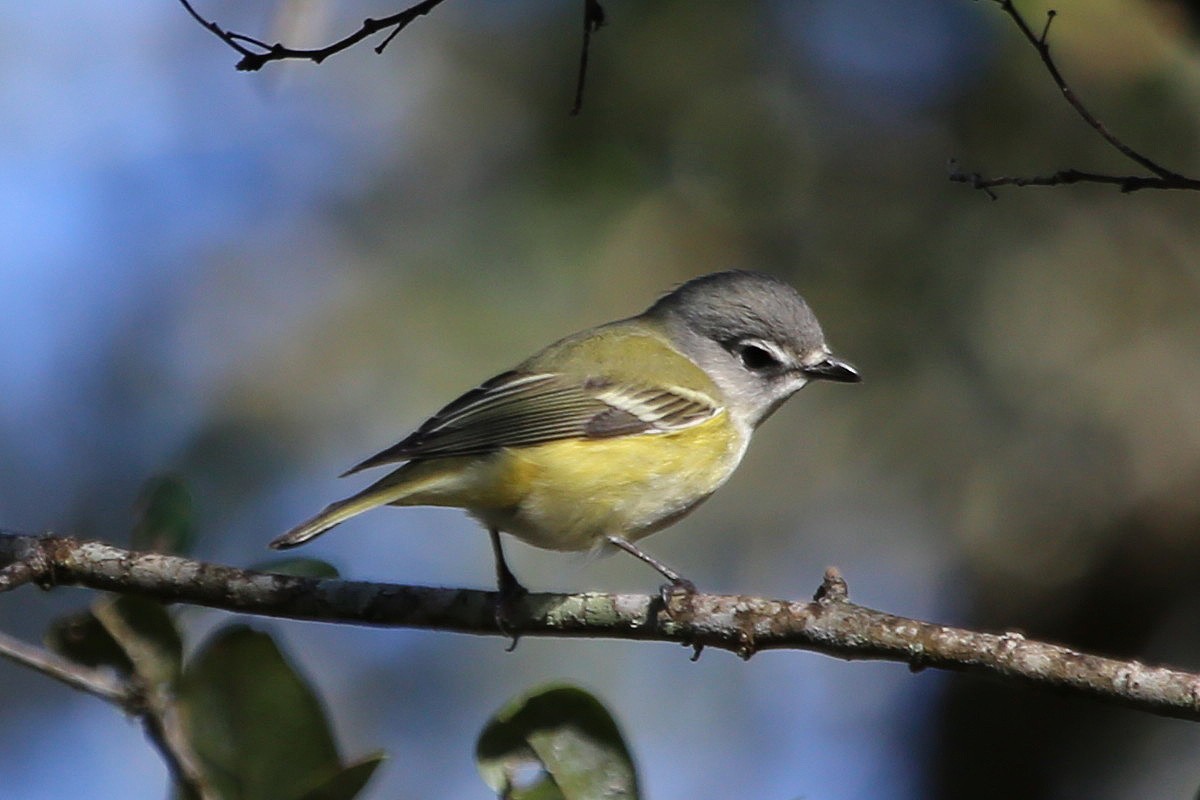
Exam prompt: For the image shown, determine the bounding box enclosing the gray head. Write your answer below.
[645,270,859,428]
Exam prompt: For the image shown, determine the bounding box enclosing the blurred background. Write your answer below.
[3,0,1200,797]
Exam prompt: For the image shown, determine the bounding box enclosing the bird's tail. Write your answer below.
[270,480,406,550]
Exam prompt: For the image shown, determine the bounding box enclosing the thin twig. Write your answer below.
[178,0,448,71]
[997,1,1180,179]
[92,600,217,799]
[6,532,1200,722]
[955,1,1200,193]
[0,628,134,706]
[571,0,606,115]
[948,161,1200,196]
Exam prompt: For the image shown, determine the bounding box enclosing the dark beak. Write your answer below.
[803,356,861,383]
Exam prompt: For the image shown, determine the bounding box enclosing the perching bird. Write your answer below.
[271,270,859,596]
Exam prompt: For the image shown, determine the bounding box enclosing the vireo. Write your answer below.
[271,270,859,594]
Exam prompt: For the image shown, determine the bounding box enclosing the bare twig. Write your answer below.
[948,161,1200,197]
[140,708,217,800]
[0,628,134,705]
[0,624,211,798]
[571,0,606,115]
[178,0,448,71]
[5,532,1200,722]
[954,1,1200,193]
[90,599,217,799]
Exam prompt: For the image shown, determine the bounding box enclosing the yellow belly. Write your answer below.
[391,412,747,551]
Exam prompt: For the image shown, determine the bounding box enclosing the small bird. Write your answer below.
[271,270,859,596]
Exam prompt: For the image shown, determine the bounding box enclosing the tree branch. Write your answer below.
[178,0,448,71]
[953,1,1200,194]
[4,532,1200,722]
[0,628,133,705]
[0,619,213,796]
[0,533,216,797]
[0,533,49,591]
[571,0,606,115]
[948,162,1200,199]
[89,598,217,799]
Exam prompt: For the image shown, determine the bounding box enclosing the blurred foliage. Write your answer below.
[177,625,384,800]
[47,592,637,800]
[45,478,379,799]
[49,601,384,800]
[477,684,639,800]
[132,475,196,555]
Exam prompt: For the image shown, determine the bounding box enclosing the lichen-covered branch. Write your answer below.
[3,531,1200,721]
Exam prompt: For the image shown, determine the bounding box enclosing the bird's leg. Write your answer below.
[605,535,697,598]
[490,528,527,599]
[489,529,527,641]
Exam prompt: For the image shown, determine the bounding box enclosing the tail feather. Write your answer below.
[270,484,401,549]
[272,459,469,550]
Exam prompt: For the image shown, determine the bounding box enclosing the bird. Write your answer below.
[271,270,859,597]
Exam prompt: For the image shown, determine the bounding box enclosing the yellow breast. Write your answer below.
[468,411,747,551]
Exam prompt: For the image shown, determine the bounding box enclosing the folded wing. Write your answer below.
[342,371,720,475]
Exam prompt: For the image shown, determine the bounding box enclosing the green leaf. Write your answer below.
[476,684,640,800]
[132,475,195,555]
[249,558,341,579]
[295,752,387,800]
[177,625,348,800]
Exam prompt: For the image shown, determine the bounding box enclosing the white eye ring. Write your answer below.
[733,340,785,371]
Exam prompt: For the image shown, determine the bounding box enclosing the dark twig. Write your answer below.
[6,532,1200,722]
[1039,9,1056,44]
[948,161,1200,197]
[178,0,448,71]
[955,1,1200,193]
[571,0,607,115]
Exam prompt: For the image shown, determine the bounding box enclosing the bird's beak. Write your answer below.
[803,356,861,383]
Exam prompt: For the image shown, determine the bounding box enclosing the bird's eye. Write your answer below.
[735,343,780,371]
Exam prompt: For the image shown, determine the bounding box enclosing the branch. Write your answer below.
[0,532,49,591]
[571,0,606,115]
[0,624,214,797]
[4,533,1200,722]
[954,1,1200,194]
[178,0,448,71]
[948,162,1200,199]
[89,598,217,799]
[0,628,133,705]
[0,535,215,797]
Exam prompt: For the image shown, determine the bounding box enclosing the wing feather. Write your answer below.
[342,371,720,474]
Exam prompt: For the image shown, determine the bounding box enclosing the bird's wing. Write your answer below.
[341,370,720,475]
